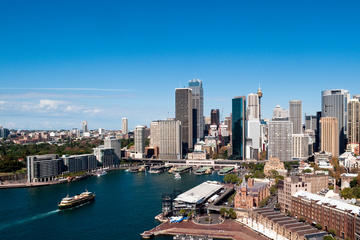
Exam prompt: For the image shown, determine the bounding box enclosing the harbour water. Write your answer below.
[0,170,223,240]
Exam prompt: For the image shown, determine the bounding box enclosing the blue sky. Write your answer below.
[0,0,360,130]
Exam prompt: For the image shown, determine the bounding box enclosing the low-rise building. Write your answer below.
[292,190,360,240]
[238,208,327,240]
[234,178,270,209]
[172,181,224,214]
[27,154,64,182]
[341,173,358,190]
[264,157,285,176]
[278,174,329,213]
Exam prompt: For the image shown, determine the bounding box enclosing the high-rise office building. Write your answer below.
[321,89,350,153]
[247,93,260,120]
[150,119,182,159]
[210,109,220,126]
[82,120,88,133]
[175,88,193,154]
[289,100,302,134]
[122,117,128,134]
[246,119,260,159]
[268,119,293,161]
[347,99,360,144]
[104,136,121,161]
[305,115,317,131]
[320,117,339,157]
[273,105,289,119]
[188,79,204,141]
[0,127,10,139]
[292,134,309,159]
[232,96,246,159]
[135,125,145,155]
[315,111,322,152]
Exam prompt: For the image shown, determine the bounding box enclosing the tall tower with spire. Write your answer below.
[257,84,263,120]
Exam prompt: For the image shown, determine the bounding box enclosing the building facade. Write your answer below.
[82,120,88,133]
[322,89,350,154]
[62,154,97,173]
[234,178,270,209]
[320,117,339,157]
[247,93,260,120]
[292,134,309,159]
[175,88,193,154]
[268,119,293,161]
[122,117,128,134]
[104,136,121,161]
[289,100,302,134]
[189,79,204,141]
[210,109,220,126]
[292,191,360,240]
[150,119,182,159]
[232,96,246,159]
[134,125,145,155]
[348,99,360,144]
[27,154,64,182]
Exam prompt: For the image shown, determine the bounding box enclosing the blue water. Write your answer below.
[0,170,223,240]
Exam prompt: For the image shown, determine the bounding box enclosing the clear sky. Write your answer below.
[0,0,360,130]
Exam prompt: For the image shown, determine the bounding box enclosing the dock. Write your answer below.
[173,166,192,173]
[140,219,268,240]
[218,167,234,175]
[194,167,212,175]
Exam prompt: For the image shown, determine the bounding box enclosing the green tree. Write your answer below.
[340,188,354,199]
[223,174,240,184]
[315,223,322,230]
[328,229,336,236]
[303,169,312,174]
[219,208,228,217]
[228,208,237,219]
[323,236,335,240]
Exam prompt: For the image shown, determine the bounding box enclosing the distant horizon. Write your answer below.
[1,1,360,129]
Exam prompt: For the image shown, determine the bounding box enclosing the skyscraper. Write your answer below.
[273,105,289,119]
[150,119,182,159]
[315,111,322,152]
[268,119,293,161]
[122,117,128,134]
[188,79,204,141]
[305,114,317,131]
[82,121,88,133]
[247,93,260,120]
[292,134,309,159]
[289,100,302,134]
[232,96,246,159]
[104,136,121,161]
[322,89,350,153]
[210,109,220,126]
[347,99,360,144]
[320,117,339,157]
[135,125,145,155]
[175,88,193,155]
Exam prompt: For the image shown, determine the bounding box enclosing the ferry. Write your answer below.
[58,190,95,210]
[96,170,107,177]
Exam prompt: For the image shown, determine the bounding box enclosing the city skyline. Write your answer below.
[1,1,360,130]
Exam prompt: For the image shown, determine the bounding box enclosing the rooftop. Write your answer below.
[174,181,223,204]
[294,190,360,214]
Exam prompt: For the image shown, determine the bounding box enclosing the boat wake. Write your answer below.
[0,209,59,231]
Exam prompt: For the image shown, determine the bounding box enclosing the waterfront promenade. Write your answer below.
[141,219,268,240]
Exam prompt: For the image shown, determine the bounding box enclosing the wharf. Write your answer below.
[141,219,268,240]
[173,166,192,173]
[218,167,234,175]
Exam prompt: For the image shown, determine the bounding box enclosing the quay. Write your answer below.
[140,219,269,240]
[218,167,235,175]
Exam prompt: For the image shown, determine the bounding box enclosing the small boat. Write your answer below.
[58,190,95,210]
[96,170,107,177]
[174,173,181,180]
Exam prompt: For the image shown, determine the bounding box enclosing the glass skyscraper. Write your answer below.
[188,79,204,142]
[232,96,246,160]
